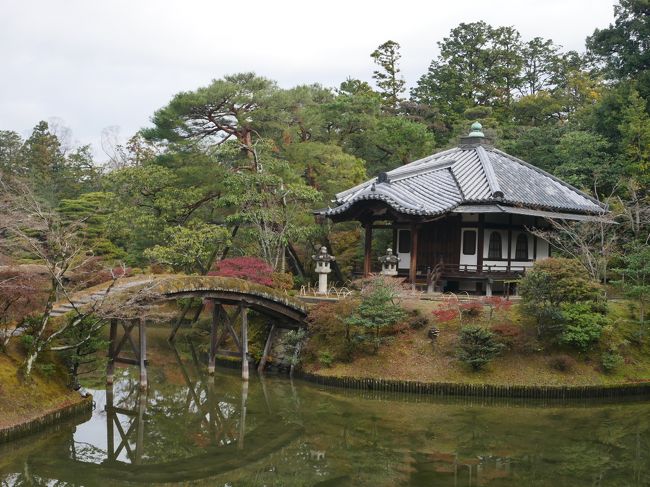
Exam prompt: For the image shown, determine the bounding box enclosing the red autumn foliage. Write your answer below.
[209,257,274,287]
[490,322,526,350]
[481,296,513,311]
[0,268,49,325]
[432,308,459,323]
[458,301,483,318]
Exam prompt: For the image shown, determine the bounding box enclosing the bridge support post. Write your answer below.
[135,391,146,464]
[258,324,276,374]
[139,317,148,389]
[106,382,115,461]
[208,300,219,375]
[241,304,249,381]
[239,380,248,449]
[107,319,117,385]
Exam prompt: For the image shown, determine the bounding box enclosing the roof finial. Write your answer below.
[468,121,484,138]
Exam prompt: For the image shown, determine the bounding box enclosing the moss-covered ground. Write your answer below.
[305,298,650,387]
[0,343,82,430]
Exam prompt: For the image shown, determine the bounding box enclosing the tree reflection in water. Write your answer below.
[1,335,650,486]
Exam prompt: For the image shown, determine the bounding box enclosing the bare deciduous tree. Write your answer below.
[529,215,618,286]
[0,174,123,378]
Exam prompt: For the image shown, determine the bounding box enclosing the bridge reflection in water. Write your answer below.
[26,340,305,485]
[3,332,650,486]
[105,341,262,466]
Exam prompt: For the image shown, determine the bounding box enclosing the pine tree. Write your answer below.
[619,89,650,186]
[371,40,406,111]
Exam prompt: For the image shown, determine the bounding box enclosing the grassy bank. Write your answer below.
[303,298,650,387]
[0,343,83,430]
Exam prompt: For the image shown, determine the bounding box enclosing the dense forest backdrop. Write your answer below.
[1,0,649,284]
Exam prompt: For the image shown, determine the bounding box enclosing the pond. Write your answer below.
[1,335,650,486]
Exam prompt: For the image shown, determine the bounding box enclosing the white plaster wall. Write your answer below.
[536,238,549,259]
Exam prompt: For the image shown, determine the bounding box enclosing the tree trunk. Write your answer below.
[23,349,38,378]
[22,281,57,378]
[285,243,306,280]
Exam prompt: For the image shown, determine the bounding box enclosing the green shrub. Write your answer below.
[345,276,406,353]
[519,258,605,338]
[20,333,35,350]
[559,302,608,351]
[456,325,505,371]
[628,327,646,347]
[35,362,57,378]
[612,244,650,325]
[282,329,307,366]
[601,350,624,373]
[318,351,334,368]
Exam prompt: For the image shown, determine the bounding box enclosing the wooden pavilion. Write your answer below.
[316,122,608,294]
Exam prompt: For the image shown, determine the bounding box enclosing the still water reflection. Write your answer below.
[2,339,650,486]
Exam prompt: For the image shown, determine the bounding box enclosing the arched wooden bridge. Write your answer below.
[66,275,309,388]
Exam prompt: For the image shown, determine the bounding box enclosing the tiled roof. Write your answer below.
[321,143,607,218]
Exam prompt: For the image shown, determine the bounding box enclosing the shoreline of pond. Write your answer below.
[0,394,92,444]
[205,355,650,400]
[296,369,650,400]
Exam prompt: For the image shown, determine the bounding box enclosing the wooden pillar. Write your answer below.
[241,304,249,381]
[258,324,276,374]
[259,375,273,413]
[207,377,216,445]
[409,223,419,290]
[392,226,398,253]
[506,215,512,272]
[105,383,115,461]
[363,222,372,277]
[238,380,248,450]
[106,319,117,385]
[134,391,146,464]
[533,234,538,260]
[208,300,219,375]
[477,214,485,274]
[139,317,147,389]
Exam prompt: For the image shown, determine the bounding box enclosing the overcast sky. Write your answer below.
[1,0,617,160]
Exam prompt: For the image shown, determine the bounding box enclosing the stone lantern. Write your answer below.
[312,246,335,294]
[379,247,400,276]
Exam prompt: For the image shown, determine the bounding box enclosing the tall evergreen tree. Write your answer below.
[143,73,285,172]
[619,89,650,186]
[0,131,23,175]
[587,0,650,100]
[370,40,406,110]
[519,37,563,96]
[411,22,525,129]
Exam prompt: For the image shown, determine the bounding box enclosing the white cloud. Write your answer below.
[0,0,617,159]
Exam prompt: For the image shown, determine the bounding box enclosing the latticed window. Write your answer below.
[515,233,528,260]
[488,232,502,259]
